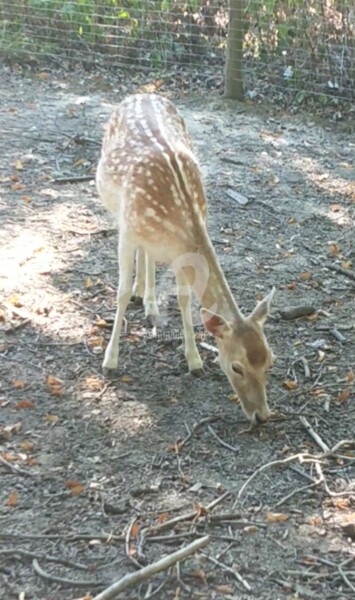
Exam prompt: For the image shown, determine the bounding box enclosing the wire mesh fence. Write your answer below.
[0,0,354,106]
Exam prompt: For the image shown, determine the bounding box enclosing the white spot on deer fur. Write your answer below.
[160,205,168,215]
[164,221,176,232]
[144,207,157,218]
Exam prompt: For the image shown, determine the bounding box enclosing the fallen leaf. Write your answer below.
[44,414,59,423]
[20,440,34,450]
[157,512,169,523]
[283,379,298,390]
[13,159,23,170]
[15,400,33,409]
[266,512,289,522]
[346,370,354,382]
[337,389,351,402]
[189,569,207,584]
[5,491,17,507]
[119,374,133,383]
[87,336,104,348]
[22,195,31,203]
[298,271,312,280]
[84,276,93,288]
[130,521,139,538]
[330,203,341,212]
[12,379,26,389]
[194,502,208,518]
[215,584,234,594]
[287,281,297,290]
[332,497,350,510]
[243,525,258,534]
[288,217,297,224]
[305,515,322,526]
[95,318,109,328]
[45,374,63,396]
[65,480,84,495]
[11,182,24,191]
[2,452,17,462]
[341,260,352,269]
[329,242,339,257]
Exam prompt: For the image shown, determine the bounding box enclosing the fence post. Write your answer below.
[224,0,245,100]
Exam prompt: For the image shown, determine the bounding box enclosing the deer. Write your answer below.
[96,93,275,425]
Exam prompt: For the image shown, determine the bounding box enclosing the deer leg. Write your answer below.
[131,246,145,306]
[175,269,203,375]
[103,236,135,375]
[143,252,159,323]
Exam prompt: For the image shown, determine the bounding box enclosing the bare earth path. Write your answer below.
[0,66,354,600]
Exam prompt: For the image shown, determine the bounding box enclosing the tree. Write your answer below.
[224,0,245,100]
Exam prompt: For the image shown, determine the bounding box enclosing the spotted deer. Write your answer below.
[96,93,275,424]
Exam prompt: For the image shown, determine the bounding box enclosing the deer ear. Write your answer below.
[250,287,275,325]
[200,308,230,338]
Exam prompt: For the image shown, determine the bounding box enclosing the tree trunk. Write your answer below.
[224,0,245,100]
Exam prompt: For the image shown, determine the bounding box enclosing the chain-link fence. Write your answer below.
[0,0,354,106]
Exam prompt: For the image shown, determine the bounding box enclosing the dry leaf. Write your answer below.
[341,260,352,269]
[243,525,258,534]
[215,584,234,594]
[337,388,351,402]
[332,497,350,510]
[22,195,31,203]
[13,159,23,170]
[2,452,17,462]
[20,440,34,450]
[189,569,207,584]
[266,512,289,522]
[65,480,84,495]
[15,400,33,410]
[298,271,312,280]
[84,276,93,288]
[119,374,133,383]
[346,370,354,382]
[287,281,297,290]
[87,336,104,348]
[329,242,339,257]
[12,379,26,389]
[157,512,169,523]
[306,515,322,526]
[283,379,298,390]
[11,182,24,191]
[95,318,108,328]
[44,414,59,423]
[288,217,297,224]
[45,374,63,396]
[130,521,139,538]
[194,502,208,518]
[330,203,341,212]
[5,491,17,507]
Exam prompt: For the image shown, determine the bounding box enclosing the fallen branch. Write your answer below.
[326,263,355,283]
[91,536,209,600]
[179,416,221,450]
[32,559,105,588]
[52,174,95,184]
[207,426,239,453]
[201,552,251,592]
[299,417,330,453]
[0,454,37,478]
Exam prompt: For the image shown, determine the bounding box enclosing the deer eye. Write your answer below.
[231,362,244,377]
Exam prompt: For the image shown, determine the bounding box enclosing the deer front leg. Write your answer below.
[103,237,135,376]
[176,270,203,375]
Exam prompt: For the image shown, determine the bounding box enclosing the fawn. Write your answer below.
[96,93,275,424]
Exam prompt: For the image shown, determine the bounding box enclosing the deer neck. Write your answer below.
[189,231,242,322]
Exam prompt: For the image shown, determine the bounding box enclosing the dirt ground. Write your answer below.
[0,65,354,600]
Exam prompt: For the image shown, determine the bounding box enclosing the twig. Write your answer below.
[179,416,221,450]
[273,482,319,509]
[0,548,89,571]
[148,491,230,535]
[201,552,251,592]
[0,454,37,478]
[32,559,104,588]
[299,357,311,379]
[326,263,355,282]
[91,536,209,600]
[207,426,239,453]
[235,453,319,503]
[299,417,330,452]
[126,518,143,569]
[52,174,95,184]
[329,327,347,343]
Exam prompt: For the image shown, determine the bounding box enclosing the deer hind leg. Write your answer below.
[103,235,135,375]
[131,247,145,306]
[175,269,203,375]
[143,252,159,323]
